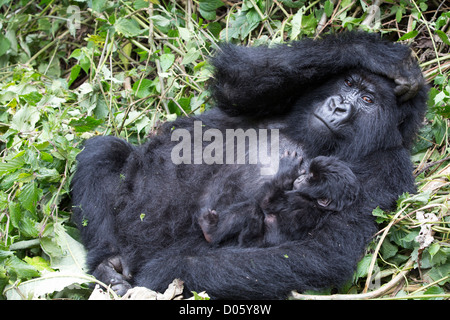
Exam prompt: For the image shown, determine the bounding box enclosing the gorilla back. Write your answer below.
[71,32,428,299]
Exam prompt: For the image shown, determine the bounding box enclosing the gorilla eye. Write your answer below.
[344,79,353,87]
[362,96,373,104]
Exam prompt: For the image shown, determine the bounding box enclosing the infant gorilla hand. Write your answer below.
[293,156,360,212]
[276,150,305,189]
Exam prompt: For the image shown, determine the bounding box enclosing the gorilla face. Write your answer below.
[293,71,402,159]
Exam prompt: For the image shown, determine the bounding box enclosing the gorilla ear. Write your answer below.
[317,198,344,212]
[317,198,331,207]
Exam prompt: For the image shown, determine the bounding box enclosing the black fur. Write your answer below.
[198,152,361,247]
[71,32,428,299]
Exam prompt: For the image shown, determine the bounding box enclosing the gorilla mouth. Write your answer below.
[312,113,334,133]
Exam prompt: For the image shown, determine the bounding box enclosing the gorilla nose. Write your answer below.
[329,97,352,122]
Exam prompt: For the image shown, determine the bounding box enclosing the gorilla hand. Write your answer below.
[393,54,425,101]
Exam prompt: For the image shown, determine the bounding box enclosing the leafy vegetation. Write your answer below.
[0,0,449,300]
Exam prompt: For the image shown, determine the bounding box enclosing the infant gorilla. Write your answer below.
[198,151,360,247]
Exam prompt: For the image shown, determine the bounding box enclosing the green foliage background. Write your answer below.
[0,0,449,299]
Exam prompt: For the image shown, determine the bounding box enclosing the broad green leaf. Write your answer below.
[91,0,107,12]
[18,182,43,213]
[353,254,373,281]
[150,15,171,28]
[436,30,450,46]
[399,30,418,41]
[23,256,54,273]
[4,271,95,300]
[11,105,40,132]
[0,33,11,57]
[380,240,398,259]
[114,18,143,38]
[133,78,155,98]
[52,223,88,273]
[198,0,224,20]
[160,53,175,72]
[324,0,334,17]
[4,256,39,280]
[221,10,260,41]
[0,156,25,175]
[182,47,201,65]
[68,65,81,86]
[69,116,103,133]
[290,9,303,40]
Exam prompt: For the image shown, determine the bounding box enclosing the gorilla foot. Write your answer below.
[93,256,132,296]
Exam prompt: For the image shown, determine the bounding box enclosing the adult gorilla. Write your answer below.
[71,32,428,299]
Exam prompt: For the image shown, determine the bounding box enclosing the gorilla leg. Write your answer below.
[135,209,377,299]
[71,136,134,275]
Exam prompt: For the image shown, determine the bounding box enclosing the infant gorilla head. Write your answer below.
[292,155,360,211]
[198,151,360,247]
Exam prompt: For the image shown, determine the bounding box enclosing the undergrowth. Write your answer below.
[0,0,449,300]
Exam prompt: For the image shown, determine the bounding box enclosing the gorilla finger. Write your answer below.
[394,84,409,97]
[108,256,123,273]
[121,261,132,280]
[401,81,420,102]
[112,282,132,296]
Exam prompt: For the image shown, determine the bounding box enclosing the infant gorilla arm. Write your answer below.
[211,32,424,118]
[198,152,360,247]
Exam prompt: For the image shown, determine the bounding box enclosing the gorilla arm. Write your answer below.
[211,32,424,117]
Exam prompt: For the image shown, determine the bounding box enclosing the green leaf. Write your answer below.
[19,216,40,238]
[380,240,398,259]
[324,0,334,17]
[21,91,43,106]
[353,254,373,282]
[8,202,23,229]
[290,9,303,40]
[11,105,40,132]
[4,271,95,300]
[396,7,403,23]
[150,15,171,29]
[426,262,450,285]
[0,156,25,175]
[68,65,81,86]
[5,256,39,279]
[436,30,450,46]
[51,223,88,273]
[132,78,155,98]
[91,0,107,12]
[372,207,388,223]
[160,53,175,72]
[114,18,143,38]
[18,182,43,213]
[69,116,103,133]
[23,256,53,273]
[182,47,201,65]
[392,230,419,250]
[221,10,260,41]
[0,33,11,57]
[399,30,418,41]
[198,0,224,19]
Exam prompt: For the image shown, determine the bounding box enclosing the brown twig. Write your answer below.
[290,259,414,300]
